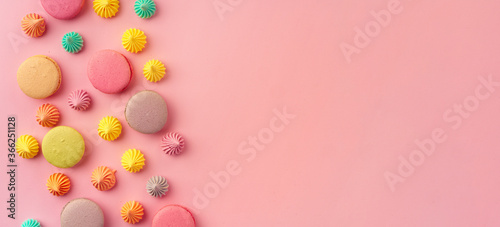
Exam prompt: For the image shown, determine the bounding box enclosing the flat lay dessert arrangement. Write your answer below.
[6,1,497,226]
[13,0,192,226]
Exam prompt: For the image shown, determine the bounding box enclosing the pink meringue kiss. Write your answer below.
[161,132,185,155]
[68,90,91,111]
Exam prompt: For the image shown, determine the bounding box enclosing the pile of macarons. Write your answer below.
[16,1,194,226]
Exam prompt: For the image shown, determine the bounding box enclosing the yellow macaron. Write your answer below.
[42,126,85,168]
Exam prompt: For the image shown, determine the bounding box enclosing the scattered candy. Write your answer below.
[16,135,39,159]
[21,13,46,37]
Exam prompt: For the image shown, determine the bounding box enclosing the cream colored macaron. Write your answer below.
[17,55,61,99]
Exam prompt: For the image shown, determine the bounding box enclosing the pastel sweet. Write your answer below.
[125,90,168,134]
[98,116,122,141]
[42,126,85,168]
[47,173,71,196]
[152,205,196,227]
[93,0,120,18]
[60,198,104,227]
[22,219,41,227]
[88,49,132,94]
[62,32,83,53]
[36,103,60,127]
[17,55,61,99]
[68,90,91,111]
[146,176,169,198]
[21,13,46,37]
[91,166,116,191]
[16,135,39,159]
[161,132,185,155]
[121,149,145,173]
[41,0,84,20]
[143,59,166,82]
[134,0,156,19]
[121,201,144,224]
[122,28,147,53]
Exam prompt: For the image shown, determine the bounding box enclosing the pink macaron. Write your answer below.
[41,0,85,20]
[88,50,133,94]
[152,205,195,227]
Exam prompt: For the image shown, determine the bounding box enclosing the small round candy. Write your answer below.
[21,13,46,37]
[62,32,83,53]
[125,90,168,134]
[88,50,132,94]
[22,219,41,227]
[152,205,195,227]
[42,126,85,168]
[41,0,85,20]
[134,0,156,19]
[61,198,104,227]
[17,55,61,99]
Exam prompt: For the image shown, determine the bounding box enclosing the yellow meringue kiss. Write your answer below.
[16,135,39,159]
[121,149,145,173]
[143,59,166,82]
[98,116,122,141]
[93,0,120,18]
[122,28,146,53]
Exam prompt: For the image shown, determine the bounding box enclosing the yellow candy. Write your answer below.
[98,116,122,141]
[16,135,39,159]
[93,0,120,18]
[143,59,166,82]
[121,149,145,173]
[122,28,146,53]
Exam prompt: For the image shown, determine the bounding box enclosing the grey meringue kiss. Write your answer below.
[146,176,169,198]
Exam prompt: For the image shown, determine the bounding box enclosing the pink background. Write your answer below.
[2,0,500,226]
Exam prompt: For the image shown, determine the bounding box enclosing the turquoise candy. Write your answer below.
[62,32,83,53]
[134,0,156,19]
[22,219,41,227]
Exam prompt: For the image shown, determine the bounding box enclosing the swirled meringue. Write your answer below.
[121,201,144,224]
[161,132,185,155]
[62,32,83,53]
[91,166,116,191]
[21,219,41,227]
[16,135,39,159]
[93,0,120,18]
[21,13,45,38]
[121,149,145,173]
[47,173,70,196]
[143,59,166,82]
[98,116,122,141]
[146,176,169,198]
[36,103,60,127]
[134,0,156,19]
[68,90,91,111]
[122,28,146,53]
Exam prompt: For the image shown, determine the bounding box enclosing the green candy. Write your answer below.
[62,32,83,54]
[22,219,41,227]
[134,0,156,19]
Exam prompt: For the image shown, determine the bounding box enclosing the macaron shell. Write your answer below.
[125,90,168,134]
[17,55,61,99]
[41,0,85,20]
[152,205,196,227]
[60,198,104,227]
[42,126,85,168]
[88,49,132,94]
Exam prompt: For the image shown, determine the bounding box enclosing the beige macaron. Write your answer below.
[17,55,61,99]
